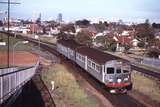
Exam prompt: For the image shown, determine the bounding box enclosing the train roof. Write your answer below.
[57,39,82,50]
[57,39,128,64]
[77,47,127,64]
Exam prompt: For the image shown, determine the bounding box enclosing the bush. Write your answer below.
[137,41,145,48]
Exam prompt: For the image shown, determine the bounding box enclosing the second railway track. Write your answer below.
[6,32,158,107]
[62,59,145,107]
[21,35,146,107]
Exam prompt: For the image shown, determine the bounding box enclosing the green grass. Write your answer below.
[132,71,160,103]
[42,64,100,107]
[0,33,36,68]
[0,33,34,52]
[40,36,57,45]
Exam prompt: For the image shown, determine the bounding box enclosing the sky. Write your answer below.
[0,0,160,23]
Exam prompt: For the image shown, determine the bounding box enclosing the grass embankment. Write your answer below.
[132,71,160,104]
[42,64,100,107]
[40,36,57,44]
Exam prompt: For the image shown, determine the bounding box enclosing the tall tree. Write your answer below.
[0,20,3,26]
[95,36,117,51]
[152,23,160,29]
[135,19,154,46]
[75,31,92,46]
[76,19,90,26]
[94,22,106,32]
[60,24,75,33]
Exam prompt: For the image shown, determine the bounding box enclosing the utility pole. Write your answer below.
[0,1,20,68]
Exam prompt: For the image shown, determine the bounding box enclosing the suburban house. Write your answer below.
[113,30,137,52]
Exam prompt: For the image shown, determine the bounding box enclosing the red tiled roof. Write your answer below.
[114,36,132,45]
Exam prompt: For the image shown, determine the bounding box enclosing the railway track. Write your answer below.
[17,35,146,107]
[4,32,158,107]
[2,31,160,79]
[32,66,56,107]
[7,31,159,79]
[131,64,160,79]
[62,59,145,107]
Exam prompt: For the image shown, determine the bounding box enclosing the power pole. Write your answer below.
[0,1,20,68]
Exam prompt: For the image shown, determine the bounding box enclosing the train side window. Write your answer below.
[107,68,114,74]
[88,60,91,67]
[96,65,101,72]
[123,70,129,73]
[92,63,95,69]
[70,50,74,56]
[116,69,121,73]
[82,56,85,62]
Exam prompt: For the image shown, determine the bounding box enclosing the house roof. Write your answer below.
[113,36,132,45]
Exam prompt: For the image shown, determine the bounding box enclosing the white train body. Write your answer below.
[57,39,132,93]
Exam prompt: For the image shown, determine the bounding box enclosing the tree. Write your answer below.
[137,41,145,48]
[124,45,130,52]
[75,31,92,46]
[57,32,75,40]
[110,43,117,52]
[147,48,160,58]
[76,19,90,26]
[104,21,109,27]
[94,22,106,32]
[60,24,75,33]
[152,23,160,29]
[0,20,3,26]
[95,36,117,51]
[135,19,154,46]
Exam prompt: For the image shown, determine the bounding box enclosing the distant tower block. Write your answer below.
[36,13,41,24]
[57,13,62,22]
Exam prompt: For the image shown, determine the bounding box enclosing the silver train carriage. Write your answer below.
[57,39,132,93]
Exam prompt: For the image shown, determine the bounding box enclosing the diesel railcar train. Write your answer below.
[56,39,132,93]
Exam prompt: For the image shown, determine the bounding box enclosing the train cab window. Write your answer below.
[116,69,121,73]
[107,68,114,74]
[123,70,129,73]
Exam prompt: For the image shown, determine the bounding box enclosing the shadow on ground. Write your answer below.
[11,80,45,107]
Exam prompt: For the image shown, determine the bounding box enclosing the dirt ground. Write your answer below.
[0,52,38,67]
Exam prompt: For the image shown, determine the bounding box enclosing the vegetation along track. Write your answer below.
[131,64,160,79]
[62,59,145,107]
[5,31,160,79]
[14,34,147,107]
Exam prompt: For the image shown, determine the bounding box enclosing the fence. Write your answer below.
[0,61,39,105]
[141,57,160,68]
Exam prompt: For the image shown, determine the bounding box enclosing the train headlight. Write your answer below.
[124,77,129,81]
[117,79,122,83]
[108,79,113,82]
